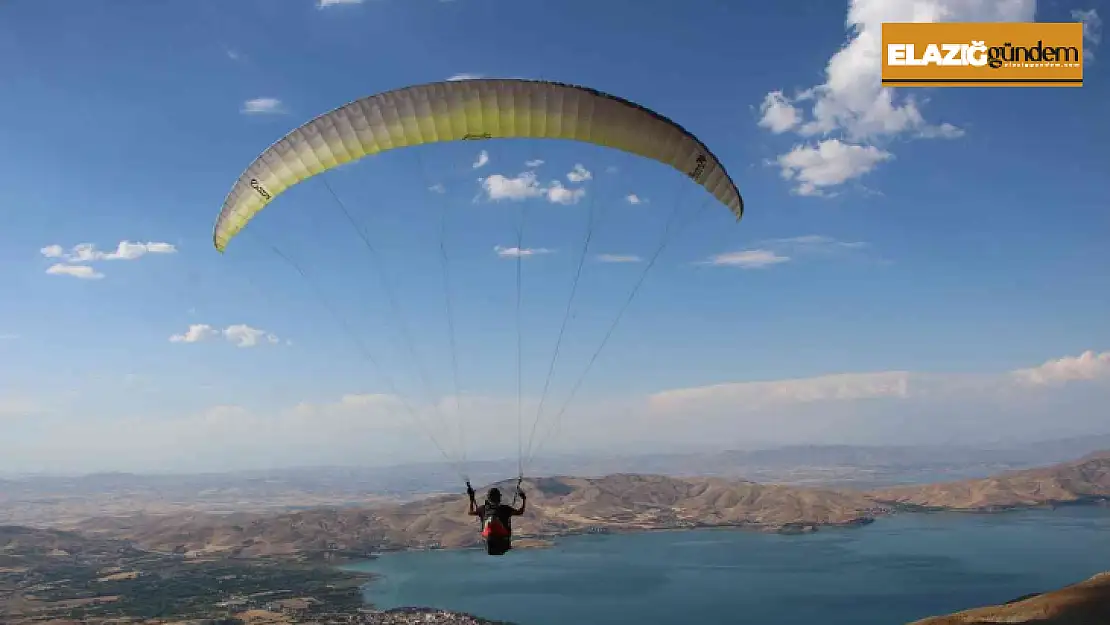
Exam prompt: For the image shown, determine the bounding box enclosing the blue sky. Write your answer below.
[1,0,1108,474]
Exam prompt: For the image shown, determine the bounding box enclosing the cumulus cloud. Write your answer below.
[1011,350,1110,386]
[775,139,892,196]
[1072,9,1102,61]
[545,181,586,205]
[46,264,104,279]
[757,91,801,134]
[472,150,490,169]
[41,241,177,263]
[428,183,446,194]
[169,324,280,347]
[479,171,586,205]
[596,254,643,263]
[625,194,644,205]
[317,0,363,7]
[481,172,544,201]
[705,250,791,268]
[566,163,592,183]
[168,324,219,344]
[494,245,553,258]
[40,241,176,279]
[241,97,285,115]
[524,159,545,168]
[757,0,1033,193]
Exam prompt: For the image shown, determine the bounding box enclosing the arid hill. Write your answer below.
[869,453,1110,510]
[65,454,1110,560]
[908,571,1110,624]
[75,474,887,557]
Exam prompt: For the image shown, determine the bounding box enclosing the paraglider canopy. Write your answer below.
[213,78,743,252]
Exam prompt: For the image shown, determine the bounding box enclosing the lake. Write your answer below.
[347,507,1110,625]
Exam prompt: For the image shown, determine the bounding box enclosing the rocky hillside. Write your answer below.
[869,453,1110,510]
[69,454,1110,560]
[908,571,1110,624]
[76,474,886,557]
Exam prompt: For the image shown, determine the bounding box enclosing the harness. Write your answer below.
[480,501,511,539]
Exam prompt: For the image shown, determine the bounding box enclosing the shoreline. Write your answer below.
[341,506,1110,623]
[339,499,1110,563]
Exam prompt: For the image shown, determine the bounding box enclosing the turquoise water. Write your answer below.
[348,507,1110,625]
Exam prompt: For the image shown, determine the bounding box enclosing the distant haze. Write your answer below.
[3,350,1108,474]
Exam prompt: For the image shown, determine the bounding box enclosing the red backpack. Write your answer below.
[480,503,510,539]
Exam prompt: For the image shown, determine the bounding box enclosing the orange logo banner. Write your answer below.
[881,22,1084,87]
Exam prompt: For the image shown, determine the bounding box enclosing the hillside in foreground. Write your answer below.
[909,571,1110,624]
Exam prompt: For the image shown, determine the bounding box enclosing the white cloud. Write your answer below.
[478,171,586,205]
[524,159,545,168]
[1012,350,1110,386]
[40,241,176,278]
[169,324,280,348]
[717,234,875,269]
[545,181,586,205]
[428,183,446,194]
[169,324,219,344]
[472,150,490,169]
[224,324,281,348]
[775,139,892,196]
[625,194,644,205]
[226,48,242,61]
[481,172,544,201]
[757,90,801,134]
[241,97,285,115]
[757,0,1034,193]
[705,235,873,269]
[40,241,177,262]
[650,350,1110,416]
[566,163,592,183]
[596,254,643,263]
[651,371,912,412]
[0,333,19,341]
[494,245,553,258]
[45,264,104,280]
[705,250,791,268]
[447,73,484,81]
[317,0,363,7]
[1073,9,1102,61]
